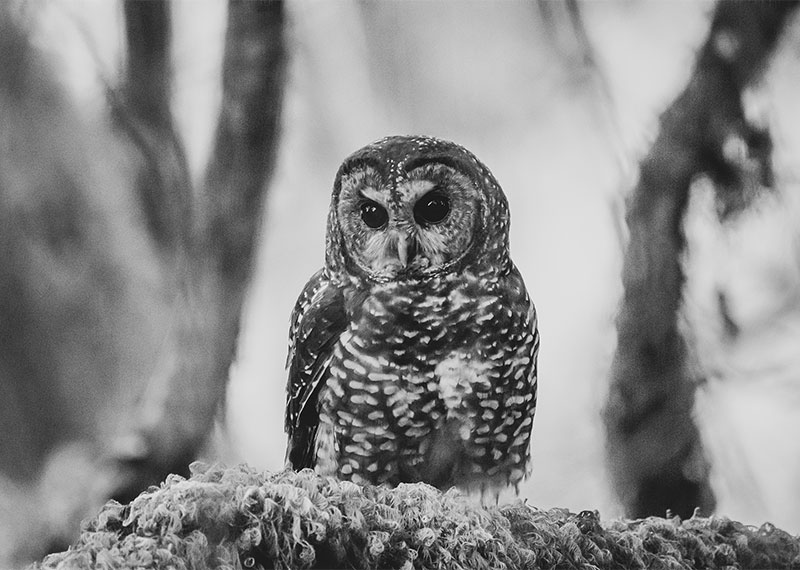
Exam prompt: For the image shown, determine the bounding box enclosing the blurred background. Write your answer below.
[2,0,800,566]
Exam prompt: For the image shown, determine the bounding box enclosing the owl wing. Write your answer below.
[285,268,348,470]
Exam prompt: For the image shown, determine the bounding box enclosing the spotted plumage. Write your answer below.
[285,135,539,494]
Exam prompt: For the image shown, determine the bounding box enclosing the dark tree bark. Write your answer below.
[604,0,799,519]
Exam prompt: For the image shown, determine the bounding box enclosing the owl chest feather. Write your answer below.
[340,273,505,373]
[315,270,537,488]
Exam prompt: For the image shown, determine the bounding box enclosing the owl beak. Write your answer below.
[396,234,409,267]
[395,233,417,268]
[380,231,416,273]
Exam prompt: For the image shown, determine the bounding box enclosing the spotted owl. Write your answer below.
[284,135,539,494]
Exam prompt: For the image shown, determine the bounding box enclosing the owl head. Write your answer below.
[325,135,511,283]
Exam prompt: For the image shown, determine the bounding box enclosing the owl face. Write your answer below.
[326,136,510,282]
[335,162,480,280]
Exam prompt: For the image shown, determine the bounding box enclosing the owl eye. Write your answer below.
[414,191,450,225]
[360,200,388,229]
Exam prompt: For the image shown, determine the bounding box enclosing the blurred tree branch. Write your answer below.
[201,0,285,282]
[537,0,595,73]
[110,0,286,502]
[604,0,798,519]
[119,0,192,251]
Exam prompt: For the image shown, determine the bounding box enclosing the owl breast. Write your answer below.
[315,268,537,491]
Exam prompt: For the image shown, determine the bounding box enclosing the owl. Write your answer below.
[284,135,539,495]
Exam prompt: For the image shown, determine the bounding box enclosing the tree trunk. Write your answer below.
[604,0,799,519]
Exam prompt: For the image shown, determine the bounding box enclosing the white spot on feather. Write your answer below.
[449,289,471,309]
[434,353,492,413]
[342,357,369,376]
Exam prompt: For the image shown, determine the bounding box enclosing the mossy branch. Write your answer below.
[35,464,800,570]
